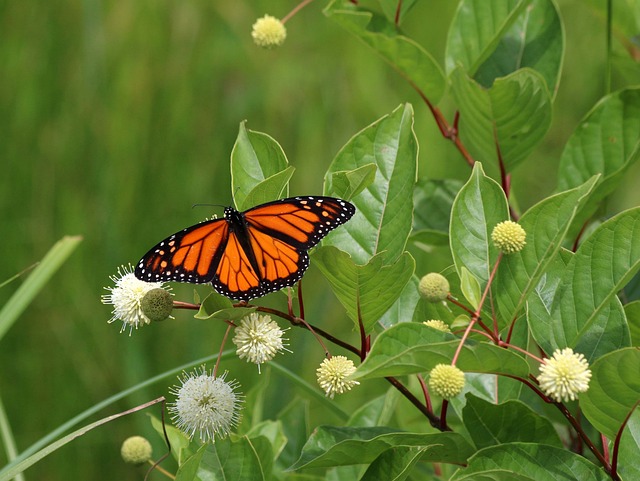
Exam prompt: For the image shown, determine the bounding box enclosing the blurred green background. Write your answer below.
[1,0,637,479]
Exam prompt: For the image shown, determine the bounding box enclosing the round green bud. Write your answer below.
[428,364,465,399]
[120,436,152,465]
[491,220,526,254]
[418,273,450,302]
[141,288,173,322]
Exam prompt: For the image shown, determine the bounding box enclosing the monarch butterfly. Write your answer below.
[135,196,355,301]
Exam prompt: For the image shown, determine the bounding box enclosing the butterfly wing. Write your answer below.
[212,196,355,300]
[135,218,229,284]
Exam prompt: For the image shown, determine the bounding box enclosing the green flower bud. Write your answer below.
[120,436,152,465]
[141,288,173,322]
[418,273,450,302]
[429,364,465,399]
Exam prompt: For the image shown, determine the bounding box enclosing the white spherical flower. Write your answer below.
[251,15,286,48]
[101,265,170,335]
[538,348,592,402]
[232,312,289,372]
[169,367,243,443]
[316,356,359,398]
[423,319,451,333]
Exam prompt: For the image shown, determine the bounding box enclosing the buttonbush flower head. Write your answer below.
[418,272,450,302]
[423,319,451,333]
[251,15,286,48]
[491,220,527,254]
[232,312,289,372]
[102,265,170,335]
[316,356,359,398]
[120,436,153,465]
[429,364,465,399]
[538,348,592,402]
[169,367,242,443]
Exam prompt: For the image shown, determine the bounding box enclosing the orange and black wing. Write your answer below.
[135,218,229,284]
[211,196,355,300]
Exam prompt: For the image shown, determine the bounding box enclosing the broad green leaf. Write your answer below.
[354,322,530,380]
[329,164,377,201]
[150,415,193,465]
[494,177,597,327]
[0,235,82,342]
[290,426,473,470]
[246,420,287,461]
[557,88,640,238]
[614,410,640,481]
[451,443,608,481]
[194,292,256,321]
[325,3,445,103]
[412,178,463,247]
[581,348,640,440]
[446,0,563,96]
[379,275,421,328]
[231,122,289,211]
[197,436,272,481]
[347,389,399,427]
[450,163,508,290]
[462,394,562,449]
[624,300,640,346]
[530,208,637,360]
[313,247,415,333]
[324,104,417,264]
[450,68,552,170]
[175,444,206,481]
[360,446,427,481]
[241,166,295,209]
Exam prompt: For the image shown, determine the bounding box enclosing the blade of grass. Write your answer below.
[0,395,24,481]
[0,236,83,342]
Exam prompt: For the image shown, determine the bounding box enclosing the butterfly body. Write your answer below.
[135,196,355,300]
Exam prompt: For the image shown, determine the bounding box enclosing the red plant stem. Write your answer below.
[297,280,305,320]
[173,300,200,310]
[498,340,544,363]
[281,0,315,24]
[394,0,403,26]
[611,399,640,477]
[417,374,433,412]
[572,221,589,252]
[446,294,475,316]
[357,299,367,362]
[439,400,449,431]
[213,324,233,377]
[385,376,447,430]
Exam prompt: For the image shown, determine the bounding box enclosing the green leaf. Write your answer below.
[529,208,637,360]
[313,247,415,333]
[324,104,417,264]
[379,275,421,328]
[0,236,82,342]
[289,426,473,470]
[446,0,563,95]
[463,394,562,449]
[460,267,482,310]
[450,68,552,170]
[451,443,608,481]
[276,399,310,469]
[325,3,445,103]
[241,166,295,209]
[231,122,290,211]
[412,178,463,247]
[624,300,640,346]
[494,177,598,327]
[194,292,256,321]
[354,322,530,380]
[246,420,287,461]
[197,436,272,481]
[614,411,640,481]
[175,444,207,481]
[347,389,399,427]
[581,348,640,440]
[556,88,640,238]
[450,163,508,290]
[150,414,193,465]
[329,163,377,201]
[360,446,427,481]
